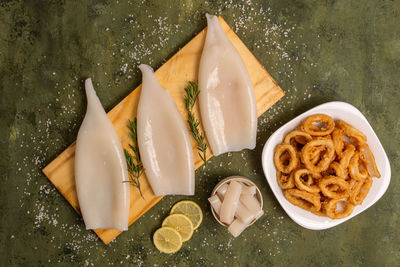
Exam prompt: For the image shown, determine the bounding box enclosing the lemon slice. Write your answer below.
[162,214,194,242]
[170,200,203,230]
[153,227,183,254]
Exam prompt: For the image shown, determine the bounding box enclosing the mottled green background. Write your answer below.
[1,0,399,266]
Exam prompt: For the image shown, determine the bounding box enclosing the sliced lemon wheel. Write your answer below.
[170,200,203,230]
[153,227,183,254]
[162,214,194,242]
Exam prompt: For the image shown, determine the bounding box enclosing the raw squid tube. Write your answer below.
[137,64,195,196]
[198,14,257,156]
[219,181,242,224]
[75,78,130,230]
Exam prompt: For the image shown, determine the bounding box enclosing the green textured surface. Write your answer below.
[1,0,399,265]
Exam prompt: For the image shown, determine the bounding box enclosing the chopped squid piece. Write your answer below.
[241,185,256,196]
[216,183,228,200]
[228,219,249,238]
[208,194,222,216]
[219,181,242,224]
[240,194,261,213]
[235,201,255,225]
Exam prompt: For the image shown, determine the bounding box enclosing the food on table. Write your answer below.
[162,214,194,242]
[153,200,202,254]
[336,119,367,146]
[273,114,381,219]
[301,114,335,136]
[153,227,183,254]
[137,64,195,196]
[219,181,242,224]
[241,184,256,195]
[359,144,381,178]
[274,144,299,173]
[239,194,262,213]
[227,219,248,238]
[216,183,228,199]
[208,195,222,215]
[198,14,257,156]
[74,78,130,230]
[170,200,203,230]
[209,178,263,237]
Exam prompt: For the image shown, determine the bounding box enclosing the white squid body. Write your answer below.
[199,14,257,156]
[75,78,130,231]
[137,64,195,196]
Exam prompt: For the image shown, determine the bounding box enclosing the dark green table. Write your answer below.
[1,0,399,265]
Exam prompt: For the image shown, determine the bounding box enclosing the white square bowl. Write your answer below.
[261,101,391,230]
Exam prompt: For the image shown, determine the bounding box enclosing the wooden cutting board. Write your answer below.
[42,16,285,245]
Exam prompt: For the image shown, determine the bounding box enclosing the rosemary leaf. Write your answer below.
[124,118,144,199]
[184,81,208,166]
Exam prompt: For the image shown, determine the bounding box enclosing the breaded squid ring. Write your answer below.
[274,144,298,174]
[294,169,321,193]
[319,176,350,199]
[339,144,356,170]
[349,152,369,181]
[284,130,312,145]
[332,128,345,157]
[302,114,335,136]
[276,171,295,189]
[284,189,321,212]
[323,161,347,179]
[301,139,335,172]
[359,143,381,178]
[309,146,325,165]
[349,177,372,205]
[324,199,354,219]
[336,120,367,146]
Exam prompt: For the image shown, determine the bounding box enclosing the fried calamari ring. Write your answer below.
[301,139,335,172]
[308,146,325,165]
[284,189,321,212]
[302,114,335,136]
[359,144,381,178]
[332,128,344,157]
[339,144,356,169]
[318,176,350,199]
[349,152,369,181]
[336,120,367,146]
[312,209,326,217]
[323,161,346,179]
[294,169,321,193]
[349,177,372,205]
[324,199,354,219]
[277,171,295,189]
[284,130,312,146]
[274,144,299,173]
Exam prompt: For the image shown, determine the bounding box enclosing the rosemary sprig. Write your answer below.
[184,81,208,165]
[124,118,144,199]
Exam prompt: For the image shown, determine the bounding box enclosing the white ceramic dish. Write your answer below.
[261,101,391,230]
